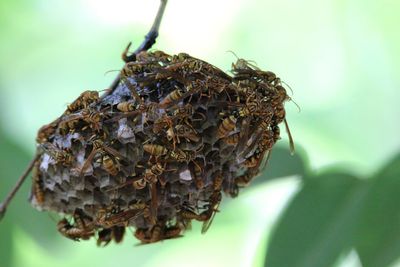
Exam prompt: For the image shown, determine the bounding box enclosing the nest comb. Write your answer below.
[28,50,294,244]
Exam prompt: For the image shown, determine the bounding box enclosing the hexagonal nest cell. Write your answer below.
[31,51,293,245]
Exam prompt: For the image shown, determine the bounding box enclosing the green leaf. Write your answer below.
[246,146,309,191]
[264,172,368,267]
[264,145,309,180]
[355,153,400,267]
[0,218,13,267]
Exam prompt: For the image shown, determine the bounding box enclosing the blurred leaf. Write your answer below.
[260,145,309,182]
[264,172,369,267]
[355,153,400,267]
[0,125,57,252]
[0,218,13,267]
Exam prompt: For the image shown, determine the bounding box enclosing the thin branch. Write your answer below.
[102,0,168,99]
[0,154,40,221]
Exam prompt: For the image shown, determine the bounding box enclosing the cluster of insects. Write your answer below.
[25,49,294,245]
[0,0,294,246]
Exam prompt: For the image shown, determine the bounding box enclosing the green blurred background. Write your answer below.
[0,0,399,266]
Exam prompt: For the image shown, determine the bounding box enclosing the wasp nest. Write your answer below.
[31,51,292,245]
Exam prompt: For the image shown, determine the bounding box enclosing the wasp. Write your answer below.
[217,115,237,139]
[57,211,95,241]
[119,76,144,104]
[136,50,172,63]
[222,133,240,146]
[143,144,168,158]
[180,191,222,234]
[79,136,126,176]
[179,208,203,221]
[203,75,236,101]
[243,153,260,168]
[162,225,183,240]
[96,204,145,228]
[172,104,194,118]
[169,144,203,164]
[165,54,205,75]
[31,160,45,205]
[230,53,283,86]
[234,173,253,187]
[278,119,295,155]
[135,224,182,244]
[179,174,223,233]
[39,143,74,166]
[230,52,260,72]
[97,226,126,246]
[65,90,99,114]
[236,80,257,96]
[36,121,58,143]
[234,161,264,187]
[153,115,173,134]
[238,93,263,117]
[135,163,176,224]
[175,53,229,78]
[121,60,161,77]
[174,124,200,143]
[132,178,147,190]
[237,118,269,159]
[116,101,135,112]
[143,163,170,184]
[200,191,222,234]
[101,153,120,176]
[134,226,161,244]
[59,108,104,134]
[192,160,205,190]
[159,86,185,108]
[107,174,147,191]
[212,171,224,191]
[57,218,90,241]
[153,115,179,149]
[223,92,268,118]
[225,183,239,198]
[258,128,275,152]
[234,116,252,155]
[107,102,159,123]
[270,103,295,154]
[171,104,206,126]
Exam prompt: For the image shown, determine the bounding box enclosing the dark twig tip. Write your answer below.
[0,204,6,221]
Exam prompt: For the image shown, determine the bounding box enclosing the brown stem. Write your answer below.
[0,154,40,221]
[101,0,168,100]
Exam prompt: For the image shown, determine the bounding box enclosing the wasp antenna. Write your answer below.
[286,94,301,113]
[284,119,295,155]
[122,42,133,63]
[291,98,301,113]
[246,59,258,66]
[103,70,120,76]
[261,150,272,172]
[226,50,240,60]
[0,154,40,221]
[282,81,294,95]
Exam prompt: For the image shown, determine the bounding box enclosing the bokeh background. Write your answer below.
[0,0,399,266]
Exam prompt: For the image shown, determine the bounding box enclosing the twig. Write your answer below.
[0,154,40,221]
[102,0,168,100]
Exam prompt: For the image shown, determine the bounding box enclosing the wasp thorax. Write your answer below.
[30,50,293,245]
